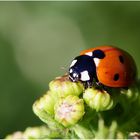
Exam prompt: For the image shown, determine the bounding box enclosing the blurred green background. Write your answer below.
[0,1,140,138]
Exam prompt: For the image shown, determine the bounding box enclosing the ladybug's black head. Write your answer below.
[68,55,96,83]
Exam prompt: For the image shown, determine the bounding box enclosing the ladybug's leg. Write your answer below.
[83,81,93,89]
[96,82,108,91]
[96,82,103,89]
[87,81,93,88]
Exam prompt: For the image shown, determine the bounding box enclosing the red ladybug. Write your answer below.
[69,45,137,88]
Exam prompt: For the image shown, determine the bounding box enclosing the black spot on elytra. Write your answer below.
[114,73,119,81]
[92,49,105,59]
[119,55,124,64]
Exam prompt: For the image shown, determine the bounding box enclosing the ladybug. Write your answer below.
[68,45,137,88]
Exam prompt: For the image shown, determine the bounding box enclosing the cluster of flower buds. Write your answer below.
[6,74,139,139]
[33,74,118,127]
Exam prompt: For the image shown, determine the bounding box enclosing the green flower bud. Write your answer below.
[33,99,49,125]
[23,126,48,139]
[120,84,139,102]
[54,95,85,127]
[5,131,24,139]
[49,75,84,98]
[33,90,56,115]
[83,88,114,111]
[33,95,65,131]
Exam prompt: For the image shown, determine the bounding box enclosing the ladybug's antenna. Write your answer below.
[60,66,67,70]
[60,66,68,76]
[60,66,68,74]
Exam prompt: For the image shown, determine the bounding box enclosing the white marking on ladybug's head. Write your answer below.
[85,52,92,56]
[73,73,77,78]
[80,70,90,81]
[69,68,73,73]
[93,58,100,67]
[70,59,77,67]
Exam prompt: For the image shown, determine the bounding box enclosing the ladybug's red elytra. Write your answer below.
[69,45,137,88]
